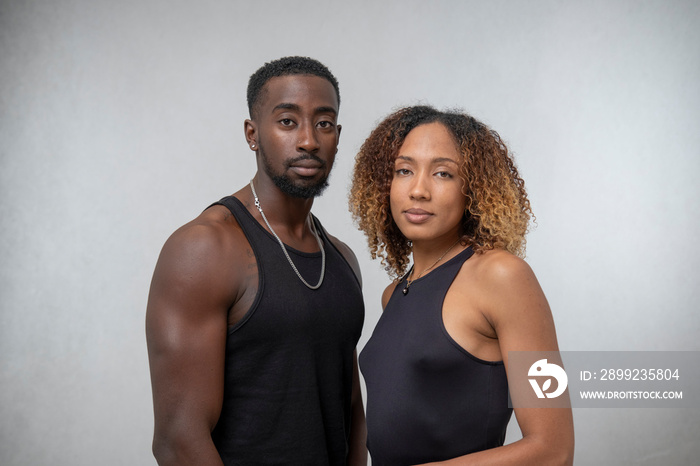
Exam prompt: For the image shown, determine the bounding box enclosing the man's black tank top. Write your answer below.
[359,247,512,466]
[210,196,364,465]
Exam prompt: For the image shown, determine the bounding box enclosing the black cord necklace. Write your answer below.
[402,239,461,296]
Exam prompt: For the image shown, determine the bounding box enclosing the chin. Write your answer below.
[273,174,329,199]
[399,226,455,244]
[397,228,432,243]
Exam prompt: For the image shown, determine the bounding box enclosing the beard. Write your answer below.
[259,143,332,199]
[271,172,330,199]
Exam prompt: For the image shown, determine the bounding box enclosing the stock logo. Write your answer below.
[528,359,568,399]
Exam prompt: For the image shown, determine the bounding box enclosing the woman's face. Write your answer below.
[390,122,468,244]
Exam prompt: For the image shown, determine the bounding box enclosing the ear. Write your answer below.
[336,124,342,151]
[244,119,258,151]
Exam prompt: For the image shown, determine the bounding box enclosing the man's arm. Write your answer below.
[326,233,368,465]
[146,220,240,465]
[347,350,368,466]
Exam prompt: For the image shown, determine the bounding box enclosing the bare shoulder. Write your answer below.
[459,248,548,323]
[151,205,251,309]
[322,227,363,288]
[160,205,247,268]
[468,247,533,275]
[465,248,538,292]
[461,248,558,352]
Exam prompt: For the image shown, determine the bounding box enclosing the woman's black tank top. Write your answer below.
[210,196,365,465]
[359,247,512,466]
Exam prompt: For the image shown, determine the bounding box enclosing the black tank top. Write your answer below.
[359,247,512,466]
[210,196,364,465]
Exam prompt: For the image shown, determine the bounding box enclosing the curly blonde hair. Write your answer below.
[349,106,533,278]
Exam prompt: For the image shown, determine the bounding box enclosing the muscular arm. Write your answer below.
[146,219,242,465]
[327,234,368,465]
[423,252,574,466]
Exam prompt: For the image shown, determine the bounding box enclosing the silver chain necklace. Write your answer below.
[249,180,325,290]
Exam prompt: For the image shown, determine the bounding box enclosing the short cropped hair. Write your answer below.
[247,56,340,118]
[349,105,533,278]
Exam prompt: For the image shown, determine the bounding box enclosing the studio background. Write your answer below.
[1,1,698,464]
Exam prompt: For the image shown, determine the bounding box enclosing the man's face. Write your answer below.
[251,75,341,198]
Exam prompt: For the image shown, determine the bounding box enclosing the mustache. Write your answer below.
[285,153,326,168]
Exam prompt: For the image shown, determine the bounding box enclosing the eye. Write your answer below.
[279,118,295,127]
[395,168,412,176]
[317,120,334,129]
[435,171,453,179]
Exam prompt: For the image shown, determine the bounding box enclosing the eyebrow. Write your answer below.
[273,103,337,115]
[395,155,460,165]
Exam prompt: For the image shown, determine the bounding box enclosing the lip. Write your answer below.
[403,208,433,224]
[289,158,323,177]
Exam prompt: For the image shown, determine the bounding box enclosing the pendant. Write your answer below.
[402,286,409,295]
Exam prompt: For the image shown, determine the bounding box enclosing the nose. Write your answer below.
[409,172,430,201]
[297,122,320,153]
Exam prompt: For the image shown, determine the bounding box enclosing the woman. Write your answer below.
[349,106,574,465]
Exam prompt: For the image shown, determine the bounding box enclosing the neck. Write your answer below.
[410,236,463,273]
[246,177,318,247]
[248,175,314,225]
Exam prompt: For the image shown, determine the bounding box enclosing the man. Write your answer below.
[146,56,366,465]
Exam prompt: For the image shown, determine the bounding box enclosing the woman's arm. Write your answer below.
[422,251,574,466]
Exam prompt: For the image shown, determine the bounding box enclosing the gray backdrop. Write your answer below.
[1,0,698,464]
